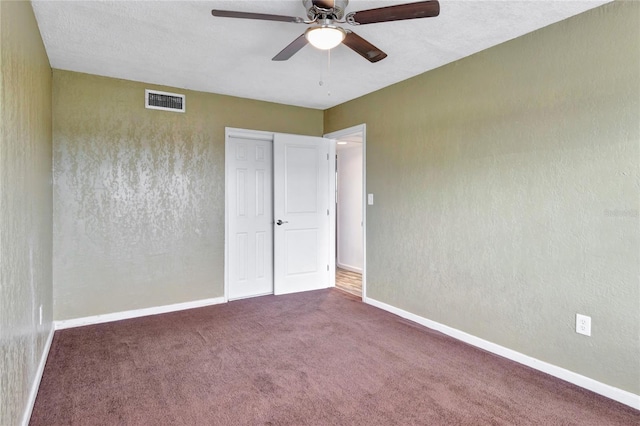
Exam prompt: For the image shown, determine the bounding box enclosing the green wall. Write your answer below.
[325,1,639,394]
[0,1,53,425]
[53,70,323,320]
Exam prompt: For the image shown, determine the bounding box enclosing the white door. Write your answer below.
[273,133,331,295]
[227,135,273,300]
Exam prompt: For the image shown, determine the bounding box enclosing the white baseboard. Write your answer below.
[54,296,226,330]
[21,325,55,426]
[336,263,362,274]
[364,296,640,410]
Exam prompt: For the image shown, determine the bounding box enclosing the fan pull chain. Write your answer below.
[318,51,324,87]
[327,49,331,97]
[318,50,331,97]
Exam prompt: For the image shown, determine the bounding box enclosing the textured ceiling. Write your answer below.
[32,0,611,110]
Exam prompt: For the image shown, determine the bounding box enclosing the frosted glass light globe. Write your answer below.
[305,26,346,50]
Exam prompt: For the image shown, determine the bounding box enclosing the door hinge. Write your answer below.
[327,153,329,160]
[327,265,329,271]
[327,209,329,216]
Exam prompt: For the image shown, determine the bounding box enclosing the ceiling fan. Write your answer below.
[211,0,440,63]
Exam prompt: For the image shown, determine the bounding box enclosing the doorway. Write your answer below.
[324,125,366,300]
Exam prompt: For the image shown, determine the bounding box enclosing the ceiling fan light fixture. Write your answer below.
[305,25,346,50]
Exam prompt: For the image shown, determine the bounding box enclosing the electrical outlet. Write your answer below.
[39,305,43,326]
[576,314,591,336]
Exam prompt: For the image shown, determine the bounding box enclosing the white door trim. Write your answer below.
[324,124,367,301]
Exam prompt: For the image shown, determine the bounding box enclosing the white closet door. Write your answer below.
[227,136,273,300]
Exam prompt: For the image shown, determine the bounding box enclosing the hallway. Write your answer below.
[335,268,362,298]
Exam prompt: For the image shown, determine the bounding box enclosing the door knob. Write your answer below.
[276,219,288,226]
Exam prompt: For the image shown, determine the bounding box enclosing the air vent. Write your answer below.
[145,89,185,113]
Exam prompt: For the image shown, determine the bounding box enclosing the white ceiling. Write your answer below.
[32,0,610,110]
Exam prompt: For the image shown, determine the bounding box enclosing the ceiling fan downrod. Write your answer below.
[303,0,350,21]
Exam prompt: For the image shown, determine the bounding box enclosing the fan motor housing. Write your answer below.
[303,0,349,20]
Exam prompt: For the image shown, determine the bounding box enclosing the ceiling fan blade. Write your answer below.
[211,9,303,24]
[272,34,309,61]
[342,32,387,63]
[347,1,440,25]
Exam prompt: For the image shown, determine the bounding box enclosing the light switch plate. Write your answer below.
[368,194,374,205]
